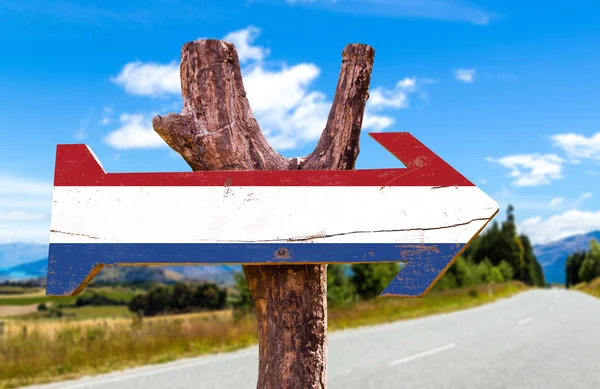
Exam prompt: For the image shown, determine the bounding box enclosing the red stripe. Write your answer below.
[53,133,475,187]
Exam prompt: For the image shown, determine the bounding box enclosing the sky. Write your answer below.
[0,0,599,247]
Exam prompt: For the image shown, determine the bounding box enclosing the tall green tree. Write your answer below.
[451,257,474,287]
[193,282,227,310]
[499,206,525,276]
[579,239,600,283]
[327,264,354,306]
[350,263,400,300]
[519,234,545,286]
[473,259,493,284]
[498,260,514,281]
[565,251,586,287]
[232,272,255,314]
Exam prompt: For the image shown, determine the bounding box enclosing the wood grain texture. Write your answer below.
[152,39,377,389]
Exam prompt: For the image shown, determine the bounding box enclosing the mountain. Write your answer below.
[0,255,240,285]
[0,243,48,269]
[0,258,47,281]
[534,230,600,285]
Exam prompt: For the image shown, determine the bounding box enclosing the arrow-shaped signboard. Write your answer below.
[46,132,499,297]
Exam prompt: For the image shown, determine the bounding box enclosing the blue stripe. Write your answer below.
[46,243,464,297]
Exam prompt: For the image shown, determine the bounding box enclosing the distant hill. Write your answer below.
[0,258,48,281]
[0,247,240,286]
[0,243,48,269]
[534,230,600,285]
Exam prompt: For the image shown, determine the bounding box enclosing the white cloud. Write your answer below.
[100,116,111,125]
[110,26,429,150]
[486,154,565,187]
[550,131,600,161]
[454,68,476,83]
[519,209,600,245]
[0,224,50,244]
[548,197,563,207]
[222,25,269,63]
[111,61,180,98]
[0,175,52,244]
[362,113,395,131]
[0,175,52,196]
[104,113,166,149]
[0,211,47,222]
[581,192,593,200]
[480,178,488,184]
[367,77,416,111]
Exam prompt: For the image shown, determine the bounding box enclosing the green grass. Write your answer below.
[0,286,42,295]
[0,296,75,306]
[0,286,137,308]
[0,282,527,389]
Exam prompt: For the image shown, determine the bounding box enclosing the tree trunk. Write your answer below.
[153,39,375,389]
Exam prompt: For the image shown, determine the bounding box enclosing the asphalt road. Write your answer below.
[25,288,600,389]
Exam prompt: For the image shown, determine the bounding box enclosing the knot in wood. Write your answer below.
[275,248,290,258]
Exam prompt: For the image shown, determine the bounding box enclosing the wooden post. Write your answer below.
[153,39,375,389]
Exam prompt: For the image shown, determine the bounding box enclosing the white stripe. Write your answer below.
[50,186,498,244]
[389,343,456,366]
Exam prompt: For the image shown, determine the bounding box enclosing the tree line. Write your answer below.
[565,238,600,287]
[128,282,227,316]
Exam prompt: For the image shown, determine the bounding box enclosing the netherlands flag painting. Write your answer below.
[46,132,499,297]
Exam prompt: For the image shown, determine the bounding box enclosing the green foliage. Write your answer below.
[566,251,586,287]
[462,204,544,287]
[474,259,492,284]
[433,271,458,291]
[75,293,127,307]
[489,267,504,283]
[231,272,254,314]
[451,257,474,287]
[350,263,400,300]
[566,239,600,286]
[578,239,600,283]
[327,264,354,306]
[193,283,227,310]
[498,260,514,281]
[128,282,227,317]
[37,303,48,311]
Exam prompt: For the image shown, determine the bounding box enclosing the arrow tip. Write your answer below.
[54,144,106,186]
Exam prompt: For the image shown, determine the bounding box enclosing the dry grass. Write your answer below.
[0,282,527,389]
[1,309,233,339]
[576,277,600,298]
[0,305,39,318]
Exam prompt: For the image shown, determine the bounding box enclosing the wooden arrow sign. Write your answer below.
[46,132,499,297]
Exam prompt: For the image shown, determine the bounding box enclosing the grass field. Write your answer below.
[0,281,528,389]
[574,277,600,298]
[0,286,140,319]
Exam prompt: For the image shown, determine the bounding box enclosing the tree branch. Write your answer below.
[301,44,375,170]
[152,39,375,389]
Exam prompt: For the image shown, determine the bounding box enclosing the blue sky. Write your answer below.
[0,0,599,247]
